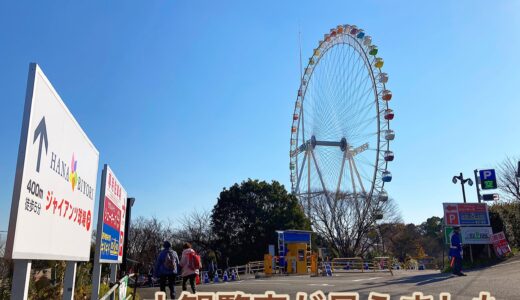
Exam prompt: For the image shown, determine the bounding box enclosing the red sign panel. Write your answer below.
[457,204,487,213]
[491,231,511,257]
[103,196,121,230]
[445,212,459,225]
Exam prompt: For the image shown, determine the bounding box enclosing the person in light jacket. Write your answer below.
[179,242,199,293]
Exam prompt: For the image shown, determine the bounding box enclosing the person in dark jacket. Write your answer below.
[449,227,466,276]
[154,241,180,298]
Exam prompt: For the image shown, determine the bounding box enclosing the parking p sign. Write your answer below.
[479,169,497,190]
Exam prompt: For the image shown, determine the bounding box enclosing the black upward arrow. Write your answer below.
[33,117,48,173]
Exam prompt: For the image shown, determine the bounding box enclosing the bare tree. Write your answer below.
[497,156,520,202]
[173,210,213,254]
[305,191,401,257]
[126,216,173,271]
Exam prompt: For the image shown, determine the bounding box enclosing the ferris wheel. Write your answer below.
[290,24,394,211]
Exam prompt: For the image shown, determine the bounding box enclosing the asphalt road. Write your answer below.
[139,258,520,300]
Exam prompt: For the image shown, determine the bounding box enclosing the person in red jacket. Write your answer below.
[179,242,199,293]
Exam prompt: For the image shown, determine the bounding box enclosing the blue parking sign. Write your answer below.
[479,169,497,190]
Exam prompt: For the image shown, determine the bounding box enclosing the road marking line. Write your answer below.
[352,277,381,282]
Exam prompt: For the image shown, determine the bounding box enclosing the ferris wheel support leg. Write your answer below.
[351,158,366,195]
[307,149,311,202]
[335,151,348,200]
[310,150,330,201]
[295,151,308,196]
[348,158,357,195]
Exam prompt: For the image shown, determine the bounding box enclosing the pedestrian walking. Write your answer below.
[450,227,466,276]
[208,260,216,279]
[154,241,180,298]
[179,242,201,294]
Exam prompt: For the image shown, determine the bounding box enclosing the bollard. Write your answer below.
[223,271,228,282]
[364,262,369,270]
[213,272,219,283]
[204,272,210,284]
[231,269,236,281]
[325,263,332,277]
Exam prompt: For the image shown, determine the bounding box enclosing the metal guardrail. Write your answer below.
[323,257,393,275]
[246,261,264,274]
[99,273,135,300]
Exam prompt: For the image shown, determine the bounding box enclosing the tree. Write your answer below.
[307,191,401,257]
[211,179,310,266]
[126,216,173,271]
[0,233,12,300]
[417,216,444,262]
[418,216,442,238]
[379,223,421,261]
[497,156,520,202]
[174,210,214,258]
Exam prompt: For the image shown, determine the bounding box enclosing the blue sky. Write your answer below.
[1,1,520,231]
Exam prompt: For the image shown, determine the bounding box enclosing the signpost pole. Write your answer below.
[62,261,77,300]
[121,197,135,275]
[442,225,445,271]
[110,264,117,300]
[474,169,482,203]
[91,166,108,300]
[469,244,473,263]
[11,260,31,300]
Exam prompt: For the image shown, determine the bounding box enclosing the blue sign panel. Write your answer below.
[479,169,497,190]
[100,223,120,261]
[459,212,490,226]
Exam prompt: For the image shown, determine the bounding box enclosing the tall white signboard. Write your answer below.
[5,63,99,299]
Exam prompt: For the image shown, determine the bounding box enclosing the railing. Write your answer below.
[99,273,136,300]
[322,257,393,275]
[246,261,264,274]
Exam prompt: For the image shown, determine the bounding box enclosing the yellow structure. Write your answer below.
[275,230,313,275]
[286,243,307,274]
[310,253,318,274]
[264,254,273,276]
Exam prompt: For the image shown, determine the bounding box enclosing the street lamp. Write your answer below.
[452,172,473,203]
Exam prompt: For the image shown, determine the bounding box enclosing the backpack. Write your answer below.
[188,252,202,269]
[164,250,176,271]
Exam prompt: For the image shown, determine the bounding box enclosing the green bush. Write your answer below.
[490,202,520,248]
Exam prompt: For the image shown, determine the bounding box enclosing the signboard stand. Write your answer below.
[11,260,31,300]
[62,261,77,300]
[91,168,107,300]
[91,261,102,300]
[110,265,118,300]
